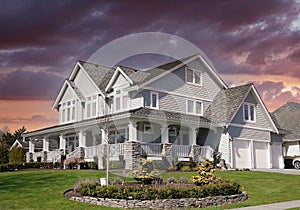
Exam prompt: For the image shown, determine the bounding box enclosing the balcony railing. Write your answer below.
[109,143,125,157]
[140,143,162,156]
[172,145,191,158]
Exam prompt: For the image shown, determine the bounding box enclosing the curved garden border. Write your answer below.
[65,190,248,209]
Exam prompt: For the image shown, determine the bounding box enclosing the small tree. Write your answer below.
[192,160,222,186]
[0,145,8,164]
[9,146,25,163]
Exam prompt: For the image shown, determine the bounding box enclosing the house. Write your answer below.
[22,53,284,169]
[271,102,300,168]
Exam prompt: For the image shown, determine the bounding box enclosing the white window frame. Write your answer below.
[186,99,203,116]
[185,67,202,86]
[243,102,256,122]
[150,91,159,109]
[60,100,76,123]
[114,88,129,112]
[144,123,153,134]
[86,95,98,118]
[169,126,177,136]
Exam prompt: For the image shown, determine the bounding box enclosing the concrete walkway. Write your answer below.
[232,200,300,209]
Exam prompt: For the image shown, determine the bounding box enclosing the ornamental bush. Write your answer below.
[131,158,160,185]
[9,146,25,163]
[76,181,240,200]
[192,160,223,186]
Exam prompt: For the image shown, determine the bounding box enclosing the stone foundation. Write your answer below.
[68,192,248,209]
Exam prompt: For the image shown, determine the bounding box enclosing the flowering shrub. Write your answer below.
[192,161,222,186]
[131,158,160,185]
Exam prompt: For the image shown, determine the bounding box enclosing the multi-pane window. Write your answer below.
[86,95,97,118]
[185,68,202,85]
[114,89,128,112]
[61,100,76,123]
[151,91,159,109]
[187,100,203,115]
[244,103,255,122]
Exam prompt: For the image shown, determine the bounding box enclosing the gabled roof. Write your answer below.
[78,61,115,93]
[137,54,228,89]
[204,84,252,124]
[52,79,85,109]
[105,66,134,92]
[272,102,300,140]
[204,83,278,133]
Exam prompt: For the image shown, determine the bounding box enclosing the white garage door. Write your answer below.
[234,140,251,169]
[271,143,282,169]
[253,142,269,168]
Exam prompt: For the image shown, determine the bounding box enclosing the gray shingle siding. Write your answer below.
[229,126,270,141]
[231,91,272,130]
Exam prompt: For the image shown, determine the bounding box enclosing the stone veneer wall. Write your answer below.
[68,193,248,209]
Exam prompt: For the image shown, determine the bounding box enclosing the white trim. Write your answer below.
[144,123,153,134]
[139,54,227,89]
[52,80,82,110]
[228,85,279,133]
[150,91,159,109]
[105,66,133,92]
[185,67,202,86]
[235,137,271,143]
[143,86,212,102]
[251,86,279,133]
[77,62,104,97]
[186,99,203,116]
[243,102,256,123]
[229,123,274,132]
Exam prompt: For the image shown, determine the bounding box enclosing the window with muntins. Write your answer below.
[185,68,202,85]
[60,100,76,123]
[187,100,203,115]
[86,95,98,118]
[151,92,159,109]
[243,103,255,122]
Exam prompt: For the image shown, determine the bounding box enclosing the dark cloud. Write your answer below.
[0,0,300,104]
[0,70,62,100]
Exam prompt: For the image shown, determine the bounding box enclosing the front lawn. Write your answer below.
[0,169,299,209]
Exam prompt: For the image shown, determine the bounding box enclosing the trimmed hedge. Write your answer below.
[78,181,241,200]
[0,162,54,172]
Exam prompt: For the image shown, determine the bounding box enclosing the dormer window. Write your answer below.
[185,68,201,85]
[150,91,159,109]
[244,103,255,122]
[86,95,97,118]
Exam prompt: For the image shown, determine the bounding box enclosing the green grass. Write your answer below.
[0,169,299,209]
[0,170,122,210]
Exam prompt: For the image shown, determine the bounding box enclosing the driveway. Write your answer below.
[253,168,300,175]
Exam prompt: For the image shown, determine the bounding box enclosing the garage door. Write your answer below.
[271,143,282,169]
[234,140,251,169]
[253,142,269,168]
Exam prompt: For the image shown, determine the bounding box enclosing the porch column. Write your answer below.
[268,142,272,169]
[78,131,86,147]
[59,135,66,150]
[189,127,197,145]
[161,124,169,144]
[128,120,137,141]
[29,140,35,153]
[43,137,49,152]
[101,128,108,144]
[250,140,254,169]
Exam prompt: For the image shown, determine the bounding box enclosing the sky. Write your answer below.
[1,0,300,133]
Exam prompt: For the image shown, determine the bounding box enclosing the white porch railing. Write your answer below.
[85,146,98,160]
[47,150,60,162]
[66,148,78,159]
[140,143,162,156]
[109,143,125,157]
[199,145,214,160]
[172,145,191,157]
[52,150,64,163]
